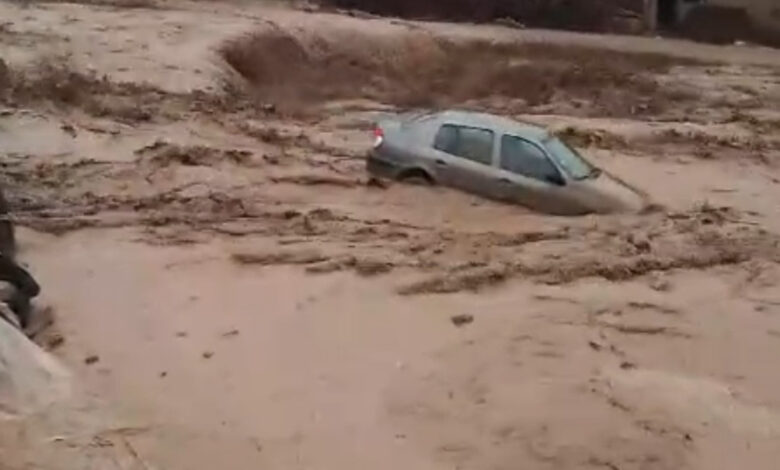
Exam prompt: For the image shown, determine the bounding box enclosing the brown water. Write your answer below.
[2,1,780,469]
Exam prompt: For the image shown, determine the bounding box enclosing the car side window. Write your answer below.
[433,124,458,154]
[500,135,561,183]
[434,124,494,166]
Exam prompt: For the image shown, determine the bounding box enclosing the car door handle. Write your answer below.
[435,159,447,166]
[497,178,511,183]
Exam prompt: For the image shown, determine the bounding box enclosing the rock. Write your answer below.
[451,314,474,327]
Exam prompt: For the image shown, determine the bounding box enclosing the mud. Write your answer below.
[396,213,777,295]
[231,248,329,266]
[269,173,360,187]
[136,141,255,167]
[2,1,780,470]
[398,264,512,295]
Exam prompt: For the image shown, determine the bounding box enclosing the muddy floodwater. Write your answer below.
[2,1,780,469]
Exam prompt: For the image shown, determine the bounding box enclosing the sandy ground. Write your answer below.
[2,1,780,469]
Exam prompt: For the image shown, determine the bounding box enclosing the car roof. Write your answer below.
[418,110,551,142]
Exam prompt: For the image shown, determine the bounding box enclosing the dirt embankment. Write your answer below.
[219,28,700,116]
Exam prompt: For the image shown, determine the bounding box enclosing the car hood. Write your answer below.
[571,172,647,214]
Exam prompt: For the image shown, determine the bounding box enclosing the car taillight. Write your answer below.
[373,127,384,148]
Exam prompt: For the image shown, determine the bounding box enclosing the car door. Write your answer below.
[494,134,580,213]
[430,124,497,198]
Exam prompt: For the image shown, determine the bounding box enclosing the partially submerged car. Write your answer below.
[367,110,646,215]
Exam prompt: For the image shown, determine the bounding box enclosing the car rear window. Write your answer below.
[434,124,494,166]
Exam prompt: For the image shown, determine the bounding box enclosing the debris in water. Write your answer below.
[231,248,328,266]
[366,177,388,189]
[649,273,672,292]
[61,122,77,137]
[626,233,651,253]
[451,314,474,327]
[353,258,393,276]
[46,332,65,350]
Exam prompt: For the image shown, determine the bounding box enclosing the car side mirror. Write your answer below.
[545,173,566,186]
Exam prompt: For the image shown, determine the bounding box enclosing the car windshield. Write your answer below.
[543,137,598,180]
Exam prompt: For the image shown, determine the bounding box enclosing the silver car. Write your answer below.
[367,110,646,215]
